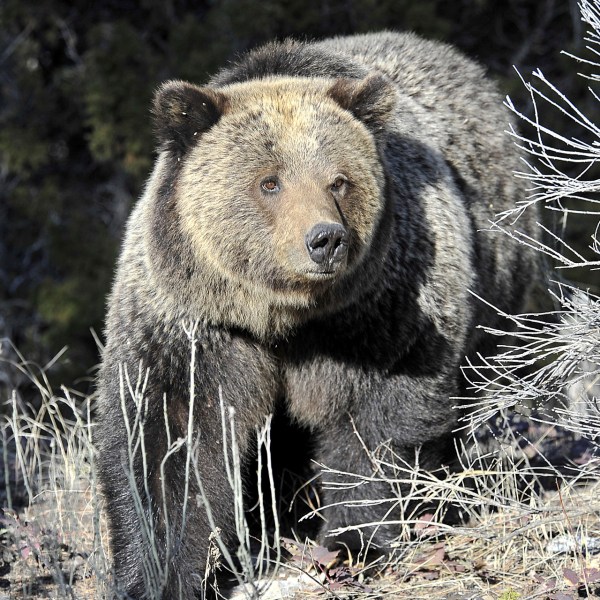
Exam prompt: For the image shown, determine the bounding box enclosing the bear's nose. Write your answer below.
[305,222,349,267]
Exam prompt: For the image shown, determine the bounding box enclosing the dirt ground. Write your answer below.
[1,411,599,599]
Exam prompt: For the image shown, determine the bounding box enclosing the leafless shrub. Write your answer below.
[460,0,600,437]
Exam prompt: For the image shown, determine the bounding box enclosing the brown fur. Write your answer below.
[143,77,392,339]
[96,32,540,599]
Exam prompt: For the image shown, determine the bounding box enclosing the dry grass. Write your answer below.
[1,360,599,599]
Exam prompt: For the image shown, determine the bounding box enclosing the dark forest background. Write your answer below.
[1,0,598,393]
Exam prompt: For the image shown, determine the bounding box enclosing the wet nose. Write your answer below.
[305,222,349,266]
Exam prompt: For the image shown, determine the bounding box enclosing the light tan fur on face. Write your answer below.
[143,78,387,338]
[269,174,344,274]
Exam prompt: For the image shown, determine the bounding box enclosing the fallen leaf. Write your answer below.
[563,567,580,586]
[551,593,574,600]
[413,543,446,569]
[311,545,340,567]
[446,561,467,573]
[584,567,600,584]
[532,573,557,590]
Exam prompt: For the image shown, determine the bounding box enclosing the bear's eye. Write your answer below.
[331,176,347,191]
[261,178,280,193]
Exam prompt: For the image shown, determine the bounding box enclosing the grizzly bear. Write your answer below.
[96,32,538,599]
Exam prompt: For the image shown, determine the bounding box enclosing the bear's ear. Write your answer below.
[152,80,228,154]
[328,74,396,133]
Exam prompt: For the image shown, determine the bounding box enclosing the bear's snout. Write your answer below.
[305,222,349,271]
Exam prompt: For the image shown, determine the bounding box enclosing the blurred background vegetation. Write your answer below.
[1,0,598,395]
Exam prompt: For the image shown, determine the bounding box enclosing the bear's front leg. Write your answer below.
[98,387,252,599]
[97,329,280,599]
[151,400,255,600]
[314,375,460,555]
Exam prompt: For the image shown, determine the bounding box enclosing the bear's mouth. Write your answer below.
[302,268,343,280]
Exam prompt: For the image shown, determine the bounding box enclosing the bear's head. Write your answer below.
[149,75,396,337]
